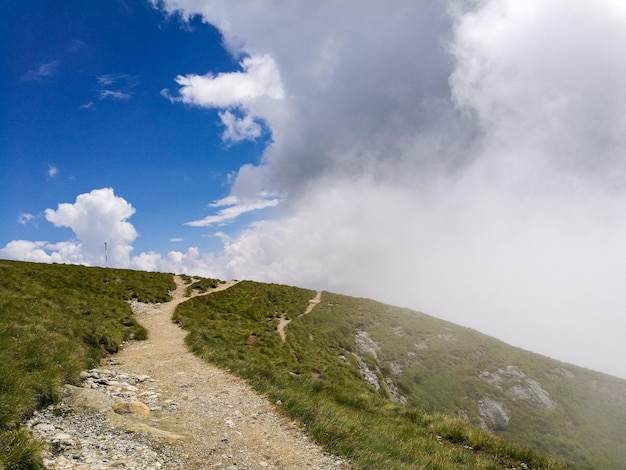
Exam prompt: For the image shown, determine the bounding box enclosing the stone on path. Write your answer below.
[62,385,113,414]
[112,400,151,416]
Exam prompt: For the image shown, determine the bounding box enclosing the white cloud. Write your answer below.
[44,188,137,267]
[219,109,262,142]
[167,54,284,107]
[48,164,59,178]
[17,213,36,225]
[21,60,60,81]
[1,188,139,268]
[129,251,161,272]
[0,240,54,263]
[0,239,87,265]
[95,74,137,102]
[131,247,219,277]
[97,75,117,86]
[185,194,281,227]
[98,74,138,87]
[98,75,115,86]
[448,0,626,178]
[162,53,284,143]
[99,90,132,100]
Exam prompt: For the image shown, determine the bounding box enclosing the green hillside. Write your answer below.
[1,261,623,468]
[174,280,626,469]
[303,292,626,468]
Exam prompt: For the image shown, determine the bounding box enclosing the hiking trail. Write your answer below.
[277,291,322,343]
[32,276,348,469]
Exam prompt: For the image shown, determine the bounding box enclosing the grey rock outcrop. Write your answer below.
[478,397,511,431]
[479,365,556,410]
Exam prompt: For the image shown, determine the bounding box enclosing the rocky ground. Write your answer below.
[26,277,351,470]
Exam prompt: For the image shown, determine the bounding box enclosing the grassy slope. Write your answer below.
[2,262,622,468]
[0,260,175,468]
[305,293,626,469]
[174,280,567,470]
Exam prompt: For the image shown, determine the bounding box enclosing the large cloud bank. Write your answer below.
[152,0,626,377]
[5,1,626,378]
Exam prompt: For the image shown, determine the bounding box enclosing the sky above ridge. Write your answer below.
[2,1,626,380]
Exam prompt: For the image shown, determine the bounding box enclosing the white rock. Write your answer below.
[33,423,56,433]
[52,432,74,444]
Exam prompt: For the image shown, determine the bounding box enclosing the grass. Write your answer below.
[2,263,622,469]
[174,280,567,469]
[0,428,42,469]
[308,293,626,469]
[0,260,175,468]
[184,277,223,297]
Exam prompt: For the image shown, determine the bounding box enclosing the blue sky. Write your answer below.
[1,1,270,257]
[3,1,626,379]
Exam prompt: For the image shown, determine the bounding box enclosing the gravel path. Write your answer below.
[29,276,350,469]
[277,291,321,343]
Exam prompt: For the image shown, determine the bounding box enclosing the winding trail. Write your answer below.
[107,277,346,469]
[277,291,322,343]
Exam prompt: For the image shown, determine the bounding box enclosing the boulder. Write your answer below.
[113,400,151,416]
[62,385,113,414]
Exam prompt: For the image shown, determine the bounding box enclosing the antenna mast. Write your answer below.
[104,242,108,268]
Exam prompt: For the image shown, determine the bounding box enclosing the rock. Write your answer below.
[62,385,113,414]
[28,406,170,469]
[355,355,380,390]
[479,366,556,410]
[33,423,56,433]
[52,432,73,442]
[478,397,511,431]
[113,400,151,416]
[508,380,556,410]
[354,329,380,358]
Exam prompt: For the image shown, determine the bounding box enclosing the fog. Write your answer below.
[152,0,626,378]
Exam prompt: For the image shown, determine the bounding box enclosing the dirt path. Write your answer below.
[277,291,322,342]
[107,277,345,469]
